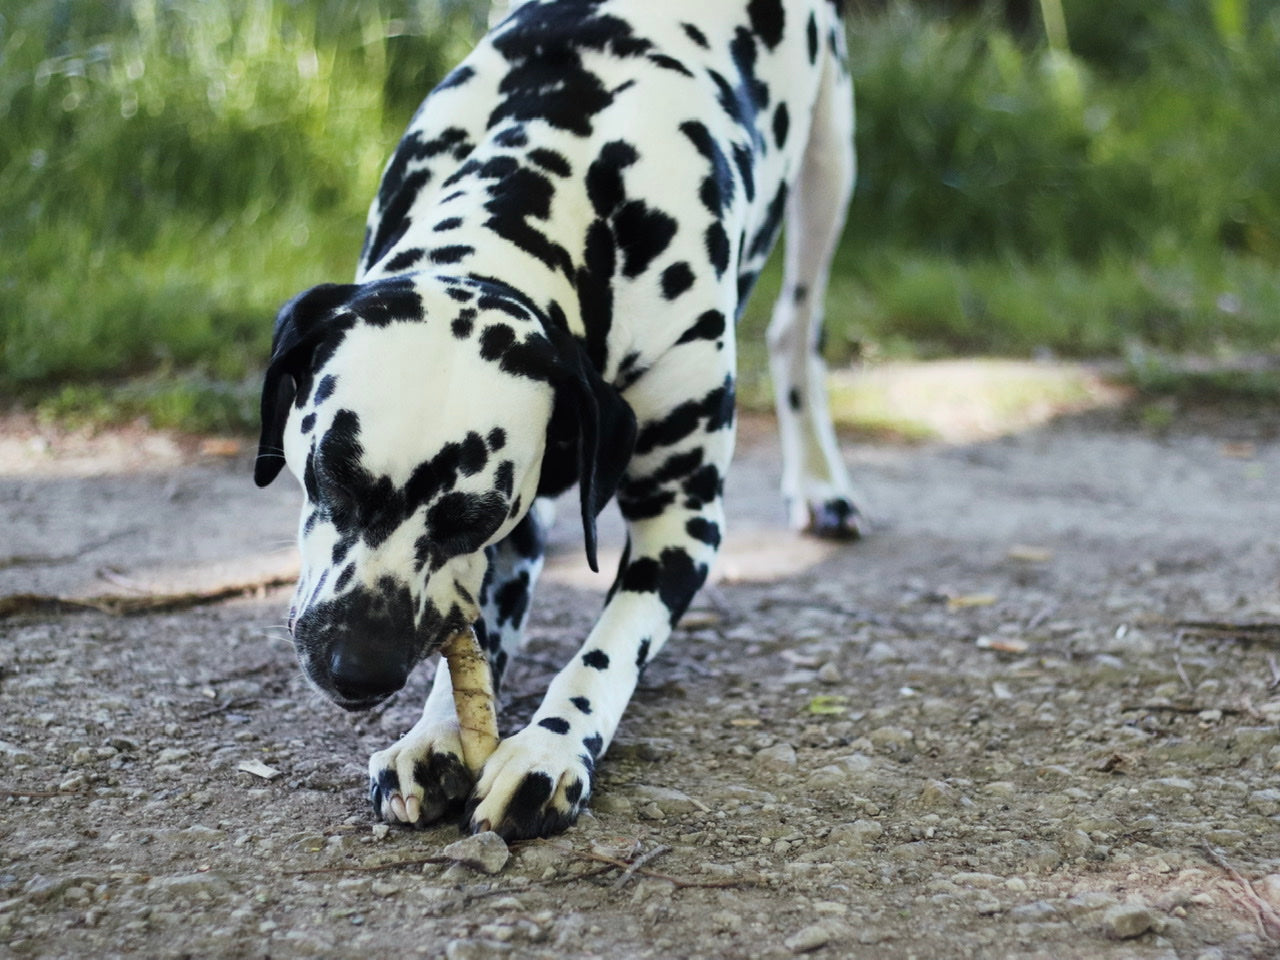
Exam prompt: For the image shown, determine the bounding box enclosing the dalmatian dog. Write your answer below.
[255,0,859,839]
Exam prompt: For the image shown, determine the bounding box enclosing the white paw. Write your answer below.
[368,720,473,827]
[465,722,596,839]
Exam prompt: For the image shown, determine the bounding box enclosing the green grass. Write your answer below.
[4,0,1280,431]
[1,0,478,395]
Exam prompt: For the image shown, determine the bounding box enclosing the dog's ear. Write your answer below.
[542,324,636,573]
[254,283,359,487]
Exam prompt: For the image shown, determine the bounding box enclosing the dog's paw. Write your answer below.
[465,725,593,840]
[368,722,473,827]
[803,495,866,540]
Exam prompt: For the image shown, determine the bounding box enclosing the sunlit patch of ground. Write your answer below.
[826,359,1129,444]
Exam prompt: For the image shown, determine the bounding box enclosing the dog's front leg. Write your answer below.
[466,354,734,839]
[368,658,473,826]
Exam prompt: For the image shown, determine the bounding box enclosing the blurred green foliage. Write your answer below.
[1,0,477,413]
[3,0,1280,430]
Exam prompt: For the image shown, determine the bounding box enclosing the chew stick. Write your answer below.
[440,626,499,774]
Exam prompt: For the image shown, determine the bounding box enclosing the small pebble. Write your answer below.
[784,921,842,954]
[755,743,797,772]
[443,831,510,875]
[1101,903,1159,939]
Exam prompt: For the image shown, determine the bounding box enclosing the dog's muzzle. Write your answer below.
[292,581,423,710]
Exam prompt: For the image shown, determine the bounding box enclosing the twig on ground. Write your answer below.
[185,697,260,721]
[538,840,765,890]
[0,574,296,619]
[1202,844,1280,940]
[1175,620,1280,647]
[1174,654,1194,694]
[1,787,88,799]
[283,856,451,877]
[612,844,672,890]
[1120,704,1246,716]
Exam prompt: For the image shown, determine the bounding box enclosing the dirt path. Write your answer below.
[2,403,1279,959]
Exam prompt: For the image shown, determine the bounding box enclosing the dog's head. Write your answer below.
[255,275,634,710]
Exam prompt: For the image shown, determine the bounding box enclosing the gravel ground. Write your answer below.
[2,405,1280,959]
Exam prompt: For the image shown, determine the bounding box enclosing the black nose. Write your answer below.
[328,644,410,704]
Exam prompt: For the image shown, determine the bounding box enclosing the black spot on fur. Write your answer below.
[788,387,802,411]
[614,200,676,279]
[676,309,727,345]
[682,464,724,510]
[617,488,677,521]
[570,696,592,714]
[729,27,771,121]
[617,448,703,520]
[750,181,789,259]
[418,490,508,567]
[430,244,474,264]
[704,223,731,276]
[488,427,507,451]
[494,460,515,498]
[621,549,709,625]
[564,778,584,806]
[582,650,610,670]
[737,270,760,311]
[349,276,425,327]
[586,141,638,217]
[475,160,575,277]
[538,717,570,735]
[749,0,786,49]
[489,6,652,136]
[496,771,555,836]
[315,374,337,404]
[300,413,316,434]
[495,126,528,148]
[480,323,516,361]
[636,638,651,668]
[682,22,709,48]
[452,308,476,338]
[334,563,354,594]
[647,53,693,76]
[679,121,736,218]
[434,217,463,232]
[385,248,424,271]
[616,350,647,390]
[772,102,790,148]
[368,127,471,269]
[633,375,735,455]
[577,219,616,370]
[437,65,475,90]
[528,148,571,177]
[731,142,755,202]
[661,262,695,300]
[806,12,819,63]
[583,733,604,758]
[686,517,722,547]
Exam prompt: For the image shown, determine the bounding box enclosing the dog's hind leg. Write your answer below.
[369,503,550,828]
[766,41,864,539]
[475,499,553,691]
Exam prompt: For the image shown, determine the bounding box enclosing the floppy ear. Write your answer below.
[254,283,358,487]
[541,324,637,573]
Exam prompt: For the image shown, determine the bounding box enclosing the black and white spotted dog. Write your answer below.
[255,0,860,839]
